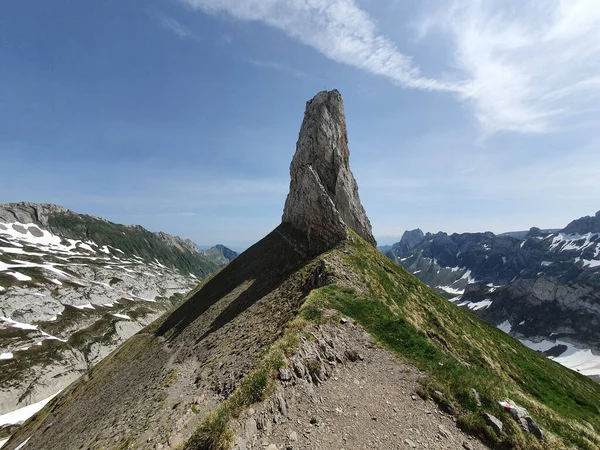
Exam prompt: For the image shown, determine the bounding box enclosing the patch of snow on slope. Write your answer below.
[111,313,131,320]
[438,285,465,296]
[468,299,493,311]
[549,232,598,253]
[0,392,61,426]
[5,271,32,281]
[582,259,600,268]
[0,286,4,292]
[0,352,14,360]
[496,320,512,333]
[73,303,95,310]
[14,437,32,450]
[0,316,38,330]
[0,438,8,448]
[519,338,600,376]
[541,261,553,267]
[459,269,476,283]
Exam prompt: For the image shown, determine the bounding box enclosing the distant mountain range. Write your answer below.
[383,210,600,377]
[0,202,236,433]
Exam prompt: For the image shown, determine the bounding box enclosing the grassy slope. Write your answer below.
[47,212,220,278]
[309,232,600,449]
[187,231,600,450]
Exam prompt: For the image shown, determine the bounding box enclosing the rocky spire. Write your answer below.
[282,89,376,254]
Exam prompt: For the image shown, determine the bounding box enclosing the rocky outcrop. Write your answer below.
[0,202,68,227]
[282,90,376,254]
[396,229,425,254]
[563,210,600,234]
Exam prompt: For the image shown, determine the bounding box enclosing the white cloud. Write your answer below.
[420,0,600,134]
[246,58,307,77]
[153,12,201,41]
[181,0,460,92]
[181,0,600,135]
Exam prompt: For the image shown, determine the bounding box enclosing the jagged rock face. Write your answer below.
[282,90,376,254]
[0,202,68,228]
[396,229,425,254]
[563,210,600,234]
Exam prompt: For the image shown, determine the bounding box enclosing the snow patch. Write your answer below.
[14,437,32,450]
[438,285,464,296]
[111,313,131,320]
[549,232,598,253]
[5,271,32,281]
[0,352,14,360]
[468,299,493,311]
[1,316,38,330]
[496,320,512,333]
[519,338,600,376]
[73,303,95,310]
[0,392,61,426]
[541,261,553,267]
[582,259,600,268]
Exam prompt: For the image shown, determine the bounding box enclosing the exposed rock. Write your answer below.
[404,438,417,448]
[0,202,69,227]
[562,210,600,234]
[470,388,482,406]
[397,229,425,254]
[438,424,453,440]
[482,413,503,434]
[282,90,376,254]
[278,368,292,382]
[499,399,544,440]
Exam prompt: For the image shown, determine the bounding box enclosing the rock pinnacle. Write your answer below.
[282,89,376,254]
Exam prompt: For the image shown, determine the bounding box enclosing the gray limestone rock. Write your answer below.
[482,413,503,434]
[282,90,376,254]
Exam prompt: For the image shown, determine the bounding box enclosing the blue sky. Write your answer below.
[1,0,599,249]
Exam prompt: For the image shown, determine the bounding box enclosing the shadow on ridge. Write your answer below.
[154,223,313,342]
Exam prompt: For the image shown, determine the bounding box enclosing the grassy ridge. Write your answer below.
[184,231,600,449]
[308,233,600,449]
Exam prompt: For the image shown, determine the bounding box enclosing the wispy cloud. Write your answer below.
[153,11,201,41]
[417,0,600,134]
[180,0,600,136]
[246,58,307,77]
[181,0,461,92]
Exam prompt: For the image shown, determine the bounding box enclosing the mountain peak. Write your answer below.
[562,209,600,234]
[282,90,376,253]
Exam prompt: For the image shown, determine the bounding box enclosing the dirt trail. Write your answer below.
[232,319,487,450]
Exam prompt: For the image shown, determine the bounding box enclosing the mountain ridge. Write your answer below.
[384,211,600,375]
[3,91,600,450]
[0,203,236,436]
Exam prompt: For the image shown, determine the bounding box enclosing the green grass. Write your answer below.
[182,230,600,449]
[304,232,600,449]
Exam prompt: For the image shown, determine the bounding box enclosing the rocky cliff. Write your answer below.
[282,90,376,254]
